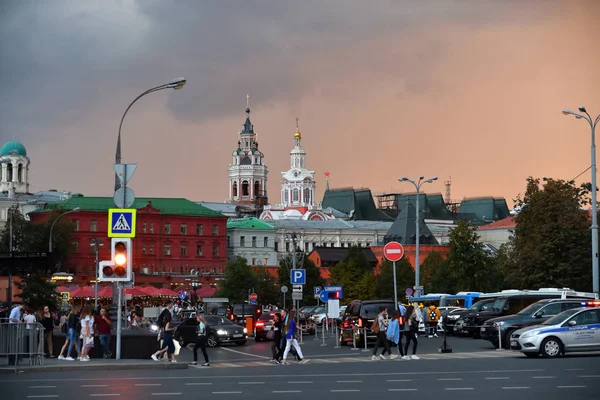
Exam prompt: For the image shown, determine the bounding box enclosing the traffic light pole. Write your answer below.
[116,282,123,360]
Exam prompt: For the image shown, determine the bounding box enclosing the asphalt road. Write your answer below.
[3,349,599,399]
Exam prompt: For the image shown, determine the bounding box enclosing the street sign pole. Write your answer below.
[384,242,405,309]
[392,261,398,308]
[116,282,122,360]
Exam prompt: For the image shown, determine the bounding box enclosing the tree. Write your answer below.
[329,246,375,300]
[504,177,592,290]
[355,271,377,300]
[447,220,502,292]
[217,257,257,303]
[253,268,280,306]
[278,253,326,307]
[420,251,454,293]
[376,259,414,299]
[16,271,59,312]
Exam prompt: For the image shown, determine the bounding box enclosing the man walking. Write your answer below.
[371,306,397,360]
[427,304,440,338]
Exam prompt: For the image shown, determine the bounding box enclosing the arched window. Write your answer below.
[6,164,12,182]
[17,165,23,183]
[284,189,289,203]
[232,182,238,197]
[293,188,299,202]
[242,180,249,196]
[304,188,311,204]
[254,180,260,197]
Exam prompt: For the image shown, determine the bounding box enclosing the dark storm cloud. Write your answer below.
[0,0,542,143]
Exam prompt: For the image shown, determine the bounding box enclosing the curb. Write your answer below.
[0,362,188,374]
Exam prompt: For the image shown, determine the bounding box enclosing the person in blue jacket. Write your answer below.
[386,310,405,357]
[281,311,309,365]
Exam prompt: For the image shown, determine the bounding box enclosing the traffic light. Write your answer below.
[99,238,132,281]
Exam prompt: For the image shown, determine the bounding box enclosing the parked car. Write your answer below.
[510,304,600,357]
[174,315,248,347]
[480,299,585,348]
[339,299,395,346]
[451,299,497,336]
[254,311,278,342]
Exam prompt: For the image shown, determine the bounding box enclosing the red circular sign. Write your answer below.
[384,241,405,262]
[250,293,258,301]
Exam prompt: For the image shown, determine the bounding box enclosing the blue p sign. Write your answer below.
[290,269,306,285]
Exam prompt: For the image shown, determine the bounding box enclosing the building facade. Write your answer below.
[0,141,30,196]
[227,97,268,206]
[226,217,278,266]
[476,216,516,249]
[29,196,228,288]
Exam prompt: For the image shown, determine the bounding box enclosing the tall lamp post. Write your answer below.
[90,238,104,310]
[398,176,438,294]
[48,208,81,255]
[563,106,600,294]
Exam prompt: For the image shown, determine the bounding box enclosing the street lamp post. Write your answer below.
[90,238,104,310]
[0,158,14,306]
[398,176,438,294]
[48,208,81,255]
[563,106,600,294]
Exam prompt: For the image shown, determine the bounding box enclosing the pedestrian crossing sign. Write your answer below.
[108,208,137,238]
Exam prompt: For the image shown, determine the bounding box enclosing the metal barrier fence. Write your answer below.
[0,320,45,368]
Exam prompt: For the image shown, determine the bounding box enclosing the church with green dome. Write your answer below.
[0,140,30,195]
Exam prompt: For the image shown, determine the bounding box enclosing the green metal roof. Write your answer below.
[31,195,225,218]
[1,141,27,156]
[384,197,438,245]
[458,197,510,225]
[227,217,274,230]
[322,188,393,221]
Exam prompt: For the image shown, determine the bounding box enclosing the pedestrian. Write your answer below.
[371,306,397,360]
[281,311,308,365]
[8,304,23,324]
[58,306,81,361]
[270,313,283,363]
[403,305,420,359]
[387,310,405,358]
[427,303,440,338]
[279,309,299,361]
[96,308,112,359]
[39,306,55,358]
[151,311,176,362]
[190,315,209,366]
[79,305,95,361]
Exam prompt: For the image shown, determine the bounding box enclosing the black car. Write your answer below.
[480,299,585,348]
[339,300,396,347]
[174,315,248,347]
[254,311,278,342]
[450,299,496,336]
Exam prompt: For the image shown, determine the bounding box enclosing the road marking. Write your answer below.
[579,375,600,378]
[485,377,509,380]
[387,379,413,382]
[288,381,313,384]
[314,359,340,363]
[502,387,530,390]
[273,391,302,393]
[219,363,245,368]
[185,383,213,386]
[565,368,584,371]
[82,385,109,388]
[218,347,270,359]
[151,394,182,396]
[557,386,586,389]
[29,386,56,389]
[238,382,264,385]
[438,378,463,381]
[135,384,162,386]
[27,397,59,399]
[90,395,120,398]
[212,392,242,395]
[445,388,474,391]
[336,380,362,383]
[532,376,555,379]
[331,389,360,392]
[389,389,417,392]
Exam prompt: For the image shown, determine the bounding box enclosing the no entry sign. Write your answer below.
[384,241,405,262]
[250,293,258,301]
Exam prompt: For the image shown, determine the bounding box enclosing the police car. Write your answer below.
[510,301,600,358]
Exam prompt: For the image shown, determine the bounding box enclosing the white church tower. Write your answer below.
[0,141,31,195]
[280,119,316,208]
[227,95,268,205]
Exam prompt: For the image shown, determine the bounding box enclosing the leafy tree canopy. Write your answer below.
[419,251,456,294]
[376,258,414,300]
[16,271,59,312]
[217,257,257,303]
[329,245,375,300]
[252,268,280,306]
[278,253,326,307]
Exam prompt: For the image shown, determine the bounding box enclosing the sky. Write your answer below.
[1,0,599,207]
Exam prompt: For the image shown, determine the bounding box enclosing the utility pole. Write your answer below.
[8,207,13,308]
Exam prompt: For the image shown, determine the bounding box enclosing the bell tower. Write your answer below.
[227,95,269,205]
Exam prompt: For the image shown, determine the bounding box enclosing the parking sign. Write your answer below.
[290,269,306,285]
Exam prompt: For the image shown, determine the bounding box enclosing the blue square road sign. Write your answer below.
[108,208,137,238]
[290,269,306,285]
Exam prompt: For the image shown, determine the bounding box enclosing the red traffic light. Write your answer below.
[102,265,114,276]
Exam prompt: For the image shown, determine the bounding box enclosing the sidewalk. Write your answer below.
[0,357,188,374]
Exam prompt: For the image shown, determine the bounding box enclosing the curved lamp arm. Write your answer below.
[48,208,80,253]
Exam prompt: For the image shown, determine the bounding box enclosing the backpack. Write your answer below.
[371,317,380,334]
[429,309,437,321]
[157,309,169,328]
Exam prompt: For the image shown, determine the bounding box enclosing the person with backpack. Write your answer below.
[371,306,397,360]
[403,305,420,359]
[427,304,440,338]
[58,306,81,361]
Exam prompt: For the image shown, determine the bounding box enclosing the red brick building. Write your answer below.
[29,196,228,289]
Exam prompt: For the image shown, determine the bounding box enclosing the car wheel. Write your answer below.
[490,340,499,349]
[523,352,539,358]
[237,340,247,346]
[339,332,346,346]
[540,337,562,358]
[207,334,218,348]
[503,329,516,349]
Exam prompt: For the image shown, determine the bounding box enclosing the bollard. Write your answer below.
[321,323,327,347]
[314,322,319,340]
[333,323,341,348]
[496,325,505,351]
[351,325,359,351]
[299,324,304,345]
[361,326,370,352]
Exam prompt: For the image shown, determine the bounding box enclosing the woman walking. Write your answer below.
[190,315,209,366]
[151,312,176,362]
[403,305,420,360]
[386,310,405,358]
[39,306,55,358]
[281,311,308,365]
[270,313,283,363]
[58,306,80,361]
[79,305,95,361]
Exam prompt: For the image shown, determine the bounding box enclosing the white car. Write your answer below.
[511,306,600,358]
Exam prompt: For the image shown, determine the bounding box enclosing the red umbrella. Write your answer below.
[70,286,95,298]
[56,286,71,293]
[155,288,177,296]
[124,287,149,297]
[97,287,113,298]
[196,286,217,298]
[141,286,161,296]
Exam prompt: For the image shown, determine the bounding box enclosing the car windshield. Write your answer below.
[313,307,326,313]
[259,312,277,321]
[517,302,544,315]
[468,300,493,312]
[206,316,233,326]
[542,308,582,325]
[361,303,394,318]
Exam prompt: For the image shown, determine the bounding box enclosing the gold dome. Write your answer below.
[294,129,301,139]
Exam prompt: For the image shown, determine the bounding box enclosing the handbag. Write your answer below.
[266,328,275,341]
